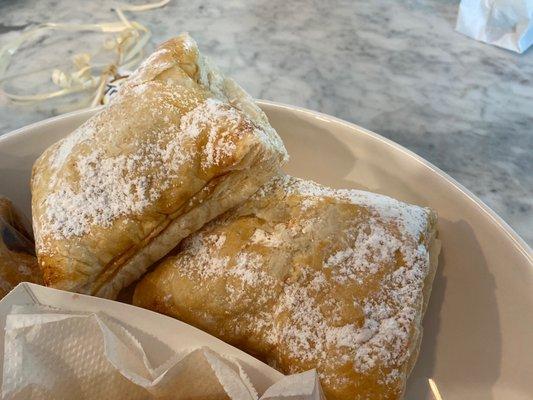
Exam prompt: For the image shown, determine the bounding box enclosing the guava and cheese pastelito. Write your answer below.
[134,175,440,400]
[31,33,288,299]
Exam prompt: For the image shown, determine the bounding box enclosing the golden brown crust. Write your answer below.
[134,176,439,400]
[31,33,287,299]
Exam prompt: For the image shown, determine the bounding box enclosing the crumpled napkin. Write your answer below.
[456,0,533,53]
[1,305,324,400]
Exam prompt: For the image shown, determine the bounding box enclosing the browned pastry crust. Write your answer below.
[0,197,42,298]
[134,175,440,400]
[31,34,287,299]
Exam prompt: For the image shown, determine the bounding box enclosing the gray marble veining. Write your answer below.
[0,0,532,244]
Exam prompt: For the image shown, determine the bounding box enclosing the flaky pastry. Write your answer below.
[31,34,287,298]
[134,176,440,400]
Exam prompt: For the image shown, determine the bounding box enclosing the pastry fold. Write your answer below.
[134,175,440,400]
[31,33,287,299]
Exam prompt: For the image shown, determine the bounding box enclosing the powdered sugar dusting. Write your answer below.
[178,231,276,289]
[40,98,260,240]
[325,223,403,284]
[229,252,273,287]
[178,234,230,281]
[42,121,195,239]
[268,177,432,382]
[36,33,289,241]
[180,98,243,169]
[255,175,430,240]
[163,175,436,393]
[37,32,288,242]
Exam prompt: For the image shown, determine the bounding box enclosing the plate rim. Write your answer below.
[1,100,531,260]
[260,100,532,260]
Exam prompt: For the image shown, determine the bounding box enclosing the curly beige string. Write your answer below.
[0,0,170,105]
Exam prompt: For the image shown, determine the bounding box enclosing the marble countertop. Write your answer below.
[1,0,532,244]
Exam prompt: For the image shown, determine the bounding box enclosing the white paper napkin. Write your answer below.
[1,305,324,400]
[456,0,533,53]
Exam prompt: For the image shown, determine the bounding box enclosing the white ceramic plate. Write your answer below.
[0,102,531,400]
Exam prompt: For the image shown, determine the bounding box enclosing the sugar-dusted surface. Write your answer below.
[136,175,437,398]
[256,176,433,378]
[0,0,531,244]
[29,33,289,299]
[39,97,250,240]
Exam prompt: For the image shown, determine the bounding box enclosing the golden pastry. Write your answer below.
[31,33,288,299]
[0,197,42,298]
[134,175,440,400]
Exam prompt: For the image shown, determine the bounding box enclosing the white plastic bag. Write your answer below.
[456,0,533,53]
